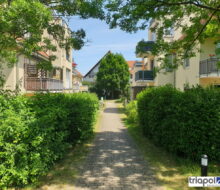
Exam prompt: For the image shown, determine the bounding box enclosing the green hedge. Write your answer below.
[125,100,138,124]
[0,92,99,188]
[137,85,220,162]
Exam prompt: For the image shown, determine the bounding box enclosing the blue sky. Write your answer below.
[68,17,147,75]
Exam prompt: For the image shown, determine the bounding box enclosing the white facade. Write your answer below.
[83,51,111,83]
[2,17,73,93]
[140,19,219,90]
[83,64,100,83]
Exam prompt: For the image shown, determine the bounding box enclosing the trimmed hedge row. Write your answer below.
[125,100,138,124]
[137,85,220,162]
[0,92,99,188]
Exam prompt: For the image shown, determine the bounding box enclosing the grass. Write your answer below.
[17,107,103,190]
[116,101,220,190]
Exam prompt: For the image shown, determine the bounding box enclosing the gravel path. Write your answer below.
[74,101,164,190]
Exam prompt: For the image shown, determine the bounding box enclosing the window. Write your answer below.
[26,64,38,77]
[184,57,190,68]
[89,74,94,78]
[53,69,56,76]
[164,27,174,36]
[214,84,220,88]
[183,51,190,68]
[60,69,63,81]
[165,54,176,71]
[66,69,71,89]
[150,60,154,70]
[152,32,157,41]
[66,49,70,62]
[215,42,220,57]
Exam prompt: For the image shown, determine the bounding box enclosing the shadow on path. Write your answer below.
[104,107,124,114]
[74,130,162,190]
[74,101,164,190]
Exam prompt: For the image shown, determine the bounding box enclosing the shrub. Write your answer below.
[125,100,138,124]
[137,85,220,162]
[0,92,99,189]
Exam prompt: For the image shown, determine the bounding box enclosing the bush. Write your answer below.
[0,92,99,188]
[125,101,138,124]
[137,85,220,162]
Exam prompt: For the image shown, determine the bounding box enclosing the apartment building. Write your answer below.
[136,19,220,90]
[72,62,89,92]
[3,17,73,93]
[128,60,154,99]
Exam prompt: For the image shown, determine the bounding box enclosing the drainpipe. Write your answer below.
[174,69,176,88]
[15,54,21,92]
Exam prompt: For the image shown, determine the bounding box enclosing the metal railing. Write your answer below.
[135,70,154,81]
[25,78,64,91]
[200,58,220,76]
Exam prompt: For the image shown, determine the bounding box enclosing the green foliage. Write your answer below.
[0,92,99,188]
[125,100,138,124]
[96,53,130,99]
[137,85,220,162]
[105,0,220,65]
[0,0,105,85]
[135,40,155,56]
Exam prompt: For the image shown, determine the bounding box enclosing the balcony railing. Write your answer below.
[200,58,220,76]
[135,70,154,81]
[25,78,64,91]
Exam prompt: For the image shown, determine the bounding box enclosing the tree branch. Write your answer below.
[156,0,220,11]
[186,6,220,53]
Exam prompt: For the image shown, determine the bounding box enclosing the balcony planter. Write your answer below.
[135,40,155,58]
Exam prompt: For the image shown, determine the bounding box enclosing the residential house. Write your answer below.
[83,51,111,83]
[3,17,73,93]
[136,19,220,91]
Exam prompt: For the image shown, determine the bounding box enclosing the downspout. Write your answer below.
[174,69,176,88]
[15,54,21,92]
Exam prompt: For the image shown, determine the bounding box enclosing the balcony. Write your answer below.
[135,70,154,81]
[136,40,155,58]
[25,78,64,91]
[200,58,220,77]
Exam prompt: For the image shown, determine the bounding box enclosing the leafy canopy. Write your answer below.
[0,0,104,85]
[105,0,220,64]
[96,53,130,99]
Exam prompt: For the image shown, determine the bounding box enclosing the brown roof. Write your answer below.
[127,61,136,68]
[75,69,82,77]
[178,34,186,41]
[127,61,139,74]
[38,51,49,58]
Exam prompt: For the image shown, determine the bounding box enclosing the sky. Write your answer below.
[68,17,148,76]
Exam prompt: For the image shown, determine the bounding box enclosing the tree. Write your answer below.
[0,0,104,85]
[105,0,220,67]
[95,53,130,99]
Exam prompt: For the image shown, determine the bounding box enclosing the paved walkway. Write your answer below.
[74,101,164,190]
